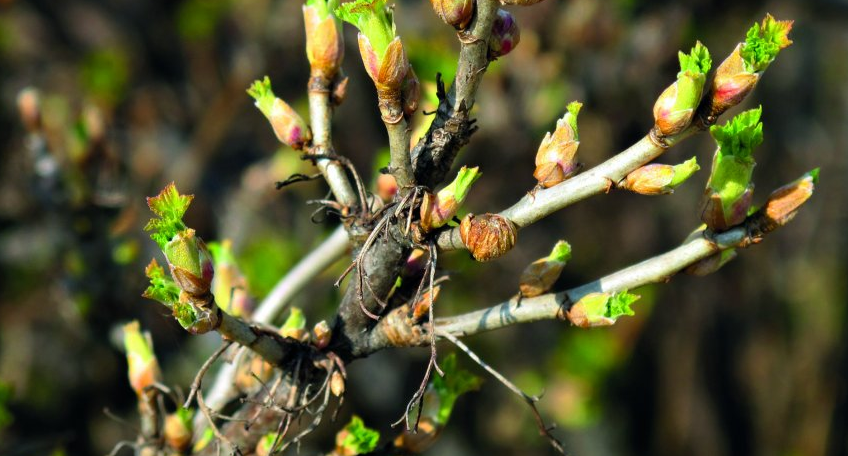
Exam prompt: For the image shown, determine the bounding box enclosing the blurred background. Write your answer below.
[0,0,845,455]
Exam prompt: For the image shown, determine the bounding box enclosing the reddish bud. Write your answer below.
[459,213,518,262]
[376,172,398,202]
[707,45,760,117]
[488,9,520,60]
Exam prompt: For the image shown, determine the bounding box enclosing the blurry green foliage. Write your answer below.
[0,381,13,430]
[237,234,303,298]
[80,49,129,106]
[112,239,140,265]
[405,36,458,86]
[177,0,231,41]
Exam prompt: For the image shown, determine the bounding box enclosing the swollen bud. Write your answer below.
[280,307,309,341]
[163,228,214,298]
[209,240,253,318]
[304,0,345,81]
[376,172,398,202]
[534,101,581,188]
[621,157,699,195]
[430,0,474,29]
[488,9,520,60]
[330,371,345,397]
[420,166,481,232]
[247,77,312,150]
[566,291,639,328]
[122,321,161,398]
[701,107,763,231]
[459,213,518,262]
[163,408,194,452]
[707,15,792,118]
[755,168,818,232]
[312,320,332,349]
[519,240,571,297]
[653,42,711,136]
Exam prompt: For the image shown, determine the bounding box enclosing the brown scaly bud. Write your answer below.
[620,157,700,195]
[459,213,517,262]
[488,9,520,60]
[163,408,193,452]
[248,77,312,150]
[16,87,41,132]
[312,320,332,349]
[330,371,345,397]
[163,229,214,298]
[411,286,441,321]
[519,240,571,297]
[430,0,474,29]
[534,101,581,188]
[376,172,398,202]
[685,249,737,276]
[331,74,350,106]
[756,168,818,232]
[420,166,482,232]
[401,67,420,118]
[304,0,345,82]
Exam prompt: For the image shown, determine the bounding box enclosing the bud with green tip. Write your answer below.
[430,0,474,29]
[488,9,520,60]
[163,228,214,297]
[420,166,482,232]
[756,168,818,232]
[701,107,763,231]
[459,213,518,262]
[519,240,571,297]
[304,0,344,82]
[208,240,253,318]
[621,157,700,195]
[567,291,639,328]
[280,306,308,341]
[247,77,312,150]
[337,0,410,94]
[534,101,581,188]
[653,42,711,136]
[163,407,193,452]
[122,321,162,398]
[707,15,792,118]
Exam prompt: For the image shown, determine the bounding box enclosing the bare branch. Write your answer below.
[308,82,359,208]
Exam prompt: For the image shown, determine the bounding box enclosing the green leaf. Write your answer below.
[678,41,711,76]
[606,292,639,319]
[0,381,14,430]
[710,107,763,161]
[173,301,200,329]
[432,353,483,424]
[565,101,582,140]
[144,183,193,249]
[547,240,572,263]
[247,76,276,118]
[740,14,793,73]
[669,156,700,188]
[281,307,307,332]
[341,416,380,454]
[142,259,180,307]
[335,0,394,56]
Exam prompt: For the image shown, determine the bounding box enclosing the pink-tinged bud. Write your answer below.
[16,87,41,132]
[164,229,214,298]
[122,321,162,398]
[488,9,520,60]
[459,213,518,262]
[163,408,193,452]
[330,371,345,397]
[247,77,312,150]
[411,286,441,321]
[685,249,737,276]
[700,185,754,231]
[358,34,410,93]
[430,0,474,29]
[534,101,581,188]
[303,2,345,81]
[402,248,428,278]
[621,157,700,195]
[653,42,711,136]
[708,45,760,117]
[420,166,481,232]
[312,320,332,349]
[519,240,571,297]
[376,172,398,202]
[401,67,420,118]
[756,168,818,232]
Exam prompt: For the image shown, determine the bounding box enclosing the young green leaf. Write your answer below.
[335,0,394,56]
[606,292,639,319]
[740,14,793,73]
[144,183,193,249]
[341,415,380,454]
[142,259,180,307]
[432,353,483,424]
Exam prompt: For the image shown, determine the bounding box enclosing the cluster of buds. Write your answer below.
[122,321,162,398]
[620,157,700,195]
[700,107,762,231]
[488,9,520,60]
[420,166,482,232]
[459,213,517,262]
[534,101,581,188]
[209,240,253,318]
[755,168,819,233]
[653,42,711,137]
[336,0,417,122]
[247,77,312,150]
[706,14,793,119]
[566,291,640,328]
[430,0,474,29]
[143,184,219,334]
[519,240,571,297]
[303,0,344,83]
